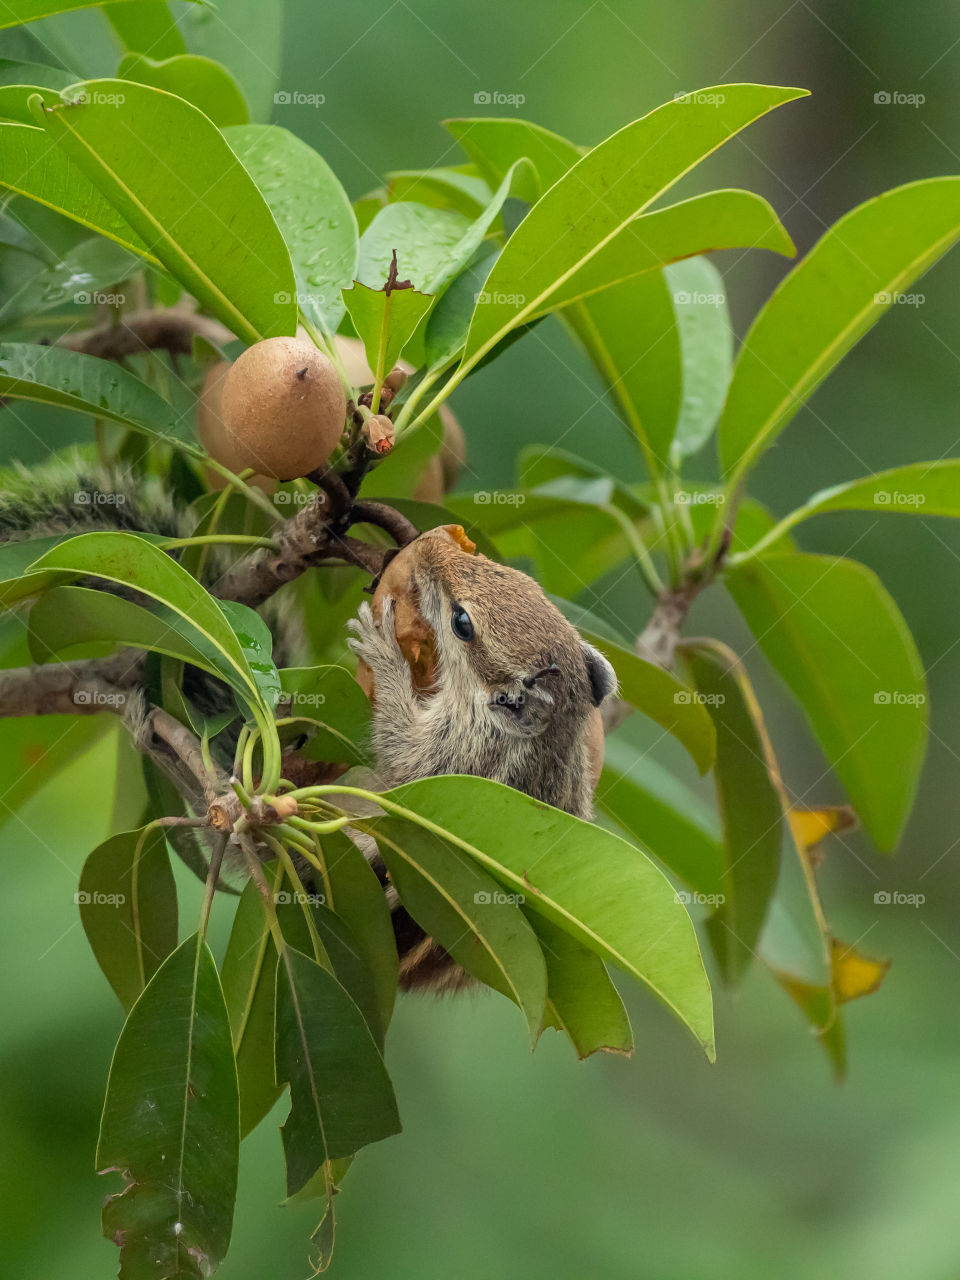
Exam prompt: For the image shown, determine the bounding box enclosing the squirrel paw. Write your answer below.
[347,597,407,676]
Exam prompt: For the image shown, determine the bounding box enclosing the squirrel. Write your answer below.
[346,526,617,991]
[0,464,616,992]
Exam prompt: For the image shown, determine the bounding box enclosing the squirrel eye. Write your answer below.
[450,605,474,642]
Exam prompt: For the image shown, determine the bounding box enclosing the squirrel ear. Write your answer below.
[582,644,617,707]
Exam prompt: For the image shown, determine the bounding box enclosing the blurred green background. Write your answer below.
[2,2,960,1277]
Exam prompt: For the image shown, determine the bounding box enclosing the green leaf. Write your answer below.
[225,124,358,334]
[423,243,499,368]
[320,830,398,1040]
[376,776,715,1058]
[0,342,195,444]
[105,0,187,59]
[278,664,372,766]
[596,738,724,898]
[743,459,960,555]
[79,825,178,1011]
[458,85,805,371]
[97,932,239,1279]
[554,601,716,773]
[0,57,74,92]
[566,269,680,469]
[221,871,284,1136]
[444,116,582,196]
[0,122,154,259]
[357,201,471,292]
[535,188,793,318]
[28,585,252,706]
[0,0,145,28]
[665,255,733,462]
[718,177,960,481]
[529,913,633,1059]
[369,816,548,1042]
[342,279,433,385]
[117,53,249,127]
[27,532,266,708]
[183,0,282,123]
[386,166,491,218]
[726,552,927,850]
[0,82,63,126]
[275,945,401,1190]
[683,643,783,985]
[0,236,142,327]
[218,599,281,712]
[35,79,297,341]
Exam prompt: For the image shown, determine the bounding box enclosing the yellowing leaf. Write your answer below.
[788,805,857,854]
[830,938,890,1004]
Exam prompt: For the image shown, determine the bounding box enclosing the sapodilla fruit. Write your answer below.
[219,335,346,481]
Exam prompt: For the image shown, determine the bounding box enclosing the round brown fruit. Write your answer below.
[220,335,346,481]
[356,525,476,704]
[196,361,275,492]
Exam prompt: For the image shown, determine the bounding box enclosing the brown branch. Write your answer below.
[0,655,141,717]
[351,500,418,547]
[57,308,233,361]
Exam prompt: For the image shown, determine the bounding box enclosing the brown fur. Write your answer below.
[348,531,616,990]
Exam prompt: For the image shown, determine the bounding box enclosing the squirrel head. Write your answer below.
[404,527,617,739]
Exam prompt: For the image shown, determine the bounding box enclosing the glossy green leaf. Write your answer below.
[28,532,265,706]
[0,342,195,444]
[358,201,471,292]
[555,601,716,773]
[275,945,401,1190]
[97,932,239,1279]
[118,53,249,127]
[183,0,282,123]
[35,79,297,341]
[0,82,62,125]
[458,85,805,371]
[665,255,733,462]
[342,279,433,384]
[28,586,249,705]
[105,0,187,59]
[743,459,960,557]
[370,816,548,1042]
[320,830,398,1040]
[684,643,783,985]
[0,122,154,259]
[218,599,281,712]
[78,825,178,1011]
[376,776,715,1057]
[535,188,793,318]
[0,57,73,91]
[386,166,490,218]
[596,738,724,897]
[225,124,358,335]
[0,236,141,327]
[726,552,927,850]
[423,244,499,368]
[278,664,372,766]
[566,269,680,470]
[221,869,284,1136]
[0,0,145,28]
[444,116,582,196]
[719,177,960,481]
[530,913,633,1058]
